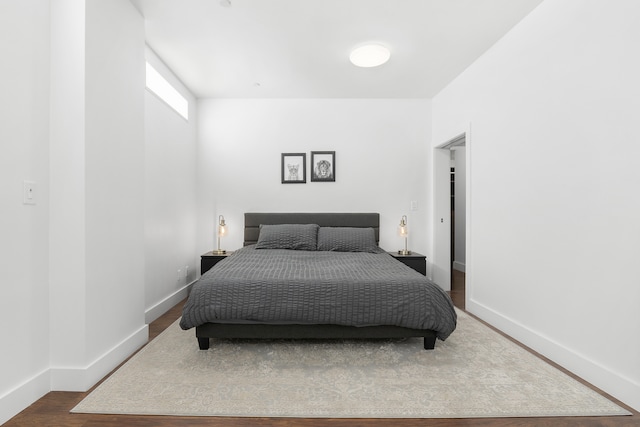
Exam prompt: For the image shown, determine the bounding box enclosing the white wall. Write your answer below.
[432,0,640,411]
[0,1,51,423]
[2,0,183,422]
[197,99,432,264]
[144,47,198,322]
[49,0,87,376]
[83,0,147,370]
[49,0,148,392]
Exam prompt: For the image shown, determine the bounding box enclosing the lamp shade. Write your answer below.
[398,215,408,236]
[218,215,227,237]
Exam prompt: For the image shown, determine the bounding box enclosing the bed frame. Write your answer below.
[195,212,438,350]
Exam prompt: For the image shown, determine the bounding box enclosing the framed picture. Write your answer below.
[311,151,335,182]
[281,153,306,184]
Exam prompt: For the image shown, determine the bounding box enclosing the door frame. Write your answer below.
[432,124,471,299]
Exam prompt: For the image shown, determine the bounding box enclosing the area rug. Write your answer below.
[72,309,630,418]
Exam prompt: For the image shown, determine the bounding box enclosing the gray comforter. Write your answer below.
[180,246,457,340]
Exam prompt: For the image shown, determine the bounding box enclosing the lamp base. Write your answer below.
[212,249,227,254]
[398,249,412,255]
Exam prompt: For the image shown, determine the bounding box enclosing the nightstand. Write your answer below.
[388,251,426,276]
[201,251,233,275]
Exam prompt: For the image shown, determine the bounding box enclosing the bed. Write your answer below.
[180,212,457,350]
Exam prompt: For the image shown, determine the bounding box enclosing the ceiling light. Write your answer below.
[349,44,390,68]
[219,0,231,7]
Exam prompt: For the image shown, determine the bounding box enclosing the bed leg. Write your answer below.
[198,337,210,350]
[423,336,436,350]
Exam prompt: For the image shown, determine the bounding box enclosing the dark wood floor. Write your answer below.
[5,272,639,427]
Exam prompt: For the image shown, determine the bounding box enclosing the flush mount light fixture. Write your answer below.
[349,44,391,68]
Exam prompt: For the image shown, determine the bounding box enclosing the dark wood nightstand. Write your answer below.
[201,251,234,275]
[388,252,426,275]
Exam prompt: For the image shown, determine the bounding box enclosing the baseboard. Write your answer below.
[453,261,466,272]
[467,298,640,412]
[50,323,148,392]
[0,368,50,425]
[145,280,196,324]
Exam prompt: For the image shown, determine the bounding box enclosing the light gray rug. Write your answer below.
[72,309,630,418]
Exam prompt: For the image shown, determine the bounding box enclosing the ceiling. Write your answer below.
[130,0,543,99]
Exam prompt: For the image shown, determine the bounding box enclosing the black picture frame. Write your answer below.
[281,153,306,184]
[311,151,335,182]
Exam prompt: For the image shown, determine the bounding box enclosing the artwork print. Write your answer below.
[311,151,335,182]
[281,153,306,184]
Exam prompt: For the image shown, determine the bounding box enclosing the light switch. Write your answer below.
[23,181,36,205]
[410,200,418,211]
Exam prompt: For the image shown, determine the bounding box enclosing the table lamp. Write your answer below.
[214,215,227,254]
[398,215,411,255]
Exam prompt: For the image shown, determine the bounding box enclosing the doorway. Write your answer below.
[450,147,466,309]
[433,131,468,308]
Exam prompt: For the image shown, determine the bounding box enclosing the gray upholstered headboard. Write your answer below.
[244,212,380,246]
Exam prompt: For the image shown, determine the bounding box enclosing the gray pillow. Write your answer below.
[317,227,379,253]
[255,224,319,251]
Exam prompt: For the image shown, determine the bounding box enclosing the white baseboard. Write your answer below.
[0,368,50,425]
[145,280,196,324]
[453,261,466,272]
[50,323,148,392]
[467,298,640,412]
